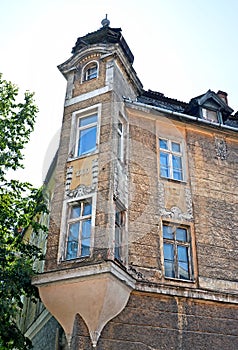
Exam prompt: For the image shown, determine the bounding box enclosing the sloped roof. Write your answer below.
[137,89,188,113]
[72,26,134,64]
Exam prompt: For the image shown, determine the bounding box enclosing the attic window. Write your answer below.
[83,61,98,81]
[202,108,219,123]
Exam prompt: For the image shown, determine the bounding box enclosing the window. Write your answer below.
[159,139,183,181]
[202,108,219,123]
[77,113,97,157]
[117,119,124,161]
[114,207,125,262]
[83,62,98,81]
[162,223,192,280]
[65,198,92,260]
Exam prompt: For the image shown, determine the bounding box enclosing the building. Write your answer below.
[31,17,238,349]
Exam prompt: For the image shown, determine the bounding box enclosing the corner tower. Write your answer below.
[33,18,142,347]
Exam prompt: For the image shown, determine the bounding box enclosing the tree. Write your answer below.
[0,74,48,349]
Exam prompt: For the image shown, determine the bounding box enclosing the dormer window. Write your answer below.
[82,61,98,81]
[202,108,219,123]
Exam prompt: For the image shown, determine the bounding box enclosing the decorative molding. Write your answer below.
[66,184,96,199]
[25,309,52,340]
[158,182,193,221]
[92,158,99,188]
[161,206,193,221]
[65,86,110,107]
[65,166,73,191]
[184,187,194,219]
[215,137,227,160]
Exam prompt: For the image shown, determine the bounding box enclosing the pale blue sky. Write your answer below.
[1,0,238,185]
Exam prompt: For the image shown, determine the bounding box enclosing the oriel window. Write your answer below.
[66,198,92,260]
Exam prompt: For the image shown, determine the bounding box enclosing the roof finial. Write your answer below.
[101,14,110,27]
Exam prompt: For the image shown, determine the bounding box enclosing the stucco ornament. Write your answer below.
[215,137,227,160]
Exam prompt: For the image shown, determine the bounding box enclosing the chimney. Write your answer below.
[217,90,228,104]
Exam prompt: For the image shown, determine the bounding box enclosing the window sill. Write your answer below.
[81,77,98,84]
[164,276,195,284]
[58,255,92,265]
[68,150,99,162]
[160,176,187,184]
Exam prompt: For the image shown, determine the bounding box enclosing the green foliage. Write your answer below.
[0,74,48,349]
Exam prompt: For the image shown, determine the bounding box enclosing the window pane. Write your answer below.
[172,155,182,169]
[172,155,182,180]
[81,238,91,256]
[178,262,189,280]
[176,228,187,241]
[118,121,123,132]
[178,246,188,262]
[172,142,181,153]
[164,243,175,278]
[70,205,81,219]
[178,246,189,279]
[117,131,123,160]
[159,139,168,150]
[164,243,174,260]
[82,219,91,239]
[84,65,98,81]
[87,67,97,80]
[173,170,183,181]
[83,201,92,216]
[115,211,122,226]
[78,125,97,156]
[164,261,175,278]
[79,114,97,127]
[160,152,169,177]
[115,226,122,260]
[66,222,79,259]
[163,225,173,239]
[202,108,218,123]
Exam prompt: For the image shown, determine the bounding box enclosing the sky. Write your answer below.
[1,0,238,186]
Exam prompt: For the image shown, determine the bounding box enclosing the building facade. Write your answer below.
[32,18,238,349]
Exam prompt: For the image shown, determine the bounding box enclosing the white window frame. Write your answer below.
[82,61,99,82]
[69,104,101,160]
[202,107,219,123]
[162,222,193,281]
[76,113,98,157]
[159,138,184,181]
[58,194,96,262]
[117,117,124,162]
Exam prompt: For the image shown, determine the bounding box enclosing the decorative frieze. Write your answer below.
[66,184,96,199]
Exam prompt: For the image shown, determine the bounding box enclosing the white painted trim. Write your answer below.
[25,309,52,340]
[65,86,110,107]
[68,103,102,160]
[81,60,99,83]
[58,193,97,263]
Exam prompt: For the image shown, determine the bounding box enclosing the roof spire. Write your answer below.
[101,14,110,27]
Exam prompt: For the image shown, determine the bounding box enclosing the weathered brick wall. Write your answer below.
[72,292,238,350]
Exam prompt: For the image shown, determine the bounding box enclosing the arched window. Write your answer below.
[82,61,98,82]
